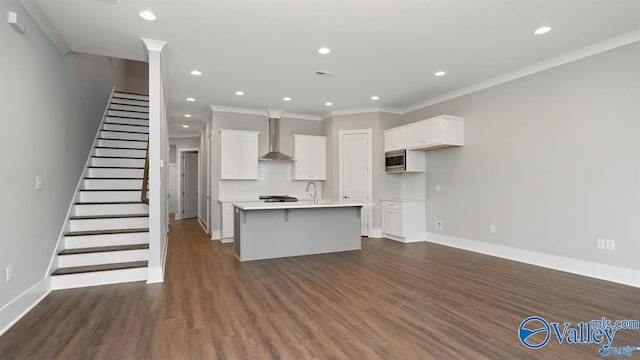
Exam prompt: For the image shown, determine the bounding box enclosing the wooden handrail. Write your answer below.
[141,142,149,204]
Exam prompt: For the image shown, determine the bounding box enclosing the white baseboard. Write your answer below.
[220,237,233,244]
[211,230,220,241]
[369,228,383,238]
[425,232,640,288]
[147,234,169,284]
[379,232,425,243]
[197,217,207,233]
[0,277,51,336]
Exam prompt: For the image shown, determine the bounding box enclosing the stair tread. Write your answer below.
[100,129,149,135]
[88,166,144,169]
[110,102,149,107]
[114,91,149,96]
[79,189,143,192]
[70,213,149,220]
[98,137,148,142]
[94,146,147,151]
[65,228,149,237]
[84,177,144,179]
[105,115,149,120]
[75,200,146,204]
[108,108,149,114]
[52,260,148,276]
[104,122,149,128]
[91,156,146,159]
[58,243,149,256]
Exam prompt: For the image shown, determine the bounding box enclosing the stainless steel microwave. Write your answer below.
[385,150,406,173]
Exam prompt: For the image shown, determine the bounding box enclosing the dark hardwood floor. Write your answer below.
[2,218,640,359]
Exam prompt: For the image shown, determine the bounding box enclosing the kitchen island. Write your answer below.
[233,201,365,261]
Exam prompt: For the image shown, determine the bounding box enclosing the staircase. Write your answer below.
[51,91,150,289]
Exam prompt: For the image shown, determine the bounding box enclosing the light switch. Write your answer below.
[35,176,43,190]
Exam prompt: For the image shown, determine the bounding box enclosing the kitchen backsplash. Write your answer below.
[219,161,323,201]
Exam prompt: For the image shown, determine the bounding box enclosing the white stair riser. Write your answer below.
[113,92,149,101]
[103,123,149,133]
[91,158,145,167]
[107,110,149,119]
[94,147,146,158]
[100,131,148,141]
[69,217,148,231]
[74,203,148,216]
[83,178,143,189]
[110,104,149,112]
[87,168,144,178]
[110,98,149,106]
[58,249,149,268]
[98,139,147,149]
[105,117,149,126]
[51,267,148,290]
[65,232,149,249]
[80,191,143,202]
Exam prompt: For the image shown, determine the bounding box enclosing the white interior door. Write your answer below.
[169,164,178,214]
[340,130,372,236]
[182,151,199,219]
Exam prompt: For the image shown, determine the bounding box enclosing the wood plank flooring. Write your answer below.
[2,218,640,359]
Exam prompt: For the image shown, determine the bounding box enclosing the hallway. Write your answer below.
[1,218,639,359]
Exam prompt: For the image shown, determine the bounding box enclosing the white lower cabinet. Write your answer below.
[381,200,425,242]
[221,203,235,241]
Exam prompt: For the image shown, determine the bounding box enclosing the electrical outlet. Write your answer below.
[435,221,443,231]
[605,239,616,251]
[596,238,606,250]
[490,225,496,234]
[6,265,13,282]
[35,176,43,190]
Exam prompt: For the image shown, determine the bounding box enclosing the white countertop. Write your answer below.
[233,200,373,210]
[380,198,426,202]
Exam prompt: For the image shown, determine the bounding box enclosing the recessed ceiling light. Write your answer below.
[182,125,189,128]
[534,26,552,35]
[183,114,192,118]
[186,97,195,102]
[370,96,380,101]
[434,71,446,77]
[190,70,202,76]
[283,97,292,102]
[318,47,331,55]
[138,11,157,21]
[325,102,333,106]
[235,90,244,96]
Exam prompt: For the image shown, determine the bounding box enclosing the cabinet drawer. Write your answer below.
[381,201,403,210]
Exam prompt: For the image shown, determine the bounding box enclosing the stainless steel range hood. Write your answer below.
[259,116,295,162]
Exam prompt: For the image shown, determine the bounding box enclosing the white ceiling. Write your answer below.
[26,0,640,136]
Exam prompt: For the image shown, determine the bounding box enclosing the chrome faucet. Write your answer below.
[305,181,318,204]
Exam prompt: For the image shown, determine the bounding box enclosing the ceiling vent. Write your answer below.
[315,70,336,77]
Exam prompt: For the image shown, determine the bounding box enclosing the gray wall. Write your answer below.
[321,112,403,229]
[208,111,323,231]
[0,0,124,315]
[403,42,640,270]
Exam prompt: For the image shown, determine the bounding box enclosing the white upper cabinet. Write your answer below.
[408,115,464,150]
[386,115,464,152]
[384,128,407,152]
[220,129,259,180]
[293,135,326,180]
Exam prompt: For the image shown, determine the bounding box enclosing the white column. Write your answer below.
[141,38,167,283]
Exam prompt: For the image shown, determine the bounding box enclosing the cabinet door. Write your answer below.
[385,129,407,151]
[382,208,394,235]
[406,122,427,148]
[425,119,444,146]
[392,210,403,237]
[220,132,243,179]
[293,136,311,180]
[240,133,258,179]
[310,137,326,180]
[222,204,234,238]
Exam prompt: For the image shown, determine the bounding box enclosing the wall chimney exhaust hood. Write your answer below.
[259,110,295,162]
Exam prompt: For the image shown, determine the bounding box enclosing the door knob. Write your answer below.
[343,195,349,199]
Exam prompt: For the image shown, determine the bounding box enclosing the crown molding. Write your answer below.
[20,0,71,54]
[330,106,403,117]
[209,105,267,116]
[403,29,640,114]
[281,112,323,121]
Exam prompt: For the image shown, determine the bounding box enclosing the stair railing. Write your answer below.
[142,142,149,204]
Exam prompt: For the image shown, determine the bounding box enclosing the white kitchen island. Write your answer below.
[232,201,365,261]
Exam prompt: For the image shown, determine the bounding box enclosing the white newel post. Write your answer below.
[141,38,168,283]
